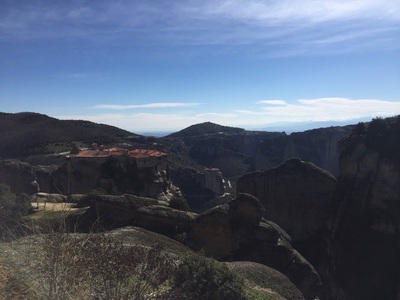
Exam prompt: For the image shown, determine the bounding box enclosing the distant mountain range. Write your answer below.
[138,118,372,137]
[246,118,372,133]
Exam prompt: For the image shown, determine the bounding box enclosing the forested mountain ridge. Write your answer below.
[0,112,136,158]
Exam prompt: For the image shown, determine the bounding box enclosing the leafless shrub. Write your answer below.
[23,224,176,300]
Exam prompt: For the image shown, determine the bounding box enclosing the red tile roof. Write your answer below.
[71,148,167,159]
[128,149,168,159]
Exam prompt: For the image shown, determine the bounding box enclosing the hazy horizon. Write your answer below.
[1,1,399,131]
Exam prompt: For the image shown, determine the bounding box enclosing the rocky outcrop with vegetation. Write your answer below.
[324,116,400,300]
[66,191,320,299]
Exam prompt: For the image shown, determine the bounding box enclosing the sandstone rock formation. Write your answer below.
[0,160,38,194]
[237,158,337,242]
[136,205,196,235]
[188,193,322,300]
[69,191,321,299]
[325,117,400,300]
[168,167,217,210]
[51,154,171,199]
[72,194,195,235]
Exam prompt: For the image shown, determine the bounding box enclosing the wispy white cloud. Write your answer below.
[199,0,400,25]
[1,0,399,55]
[93,103,201,110]
[236,98,400,123]
[257,100,287,106]
[56,97,400,132]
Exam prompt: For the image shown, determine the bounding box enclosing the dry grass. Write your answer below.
[0,246,33,300]
[0,263,8,299]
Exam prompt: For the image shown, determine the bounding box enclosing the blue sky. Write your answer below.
[1,0,399,133]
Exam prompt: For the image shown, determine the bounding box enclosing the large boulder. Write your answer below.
[0,160,37,194]
[72,194,169,231]
[237,158,336,242]
[106,226,193,256]
[36,192,67,202]
[226,261,305,300]
[0,159,64,195]
[189,204,233,257]
[230,193,263,224]
[71,194,196,237]
[136,205,196,235]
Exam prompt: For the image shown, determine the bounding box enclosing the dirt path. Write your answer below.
[29,202,80,220]
[33,202,78,212]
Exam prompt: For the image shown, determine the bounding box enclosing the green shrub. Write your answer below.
[173,253,246,300]
[70,142,81,154]
[169,194,190,211]
[343,116,400,162]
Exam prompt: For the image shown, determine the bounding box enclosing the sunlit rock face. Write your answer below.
[324,117,400,300]
[254,126,353,177]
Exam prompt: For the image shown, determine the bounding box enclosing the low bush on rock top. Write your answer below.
[1,222,251,300]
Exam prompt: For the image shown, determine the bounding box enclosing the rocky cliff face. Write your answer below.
[325,117,400,300]
[254,126,353,176]
[50,156,171,199]
[236,158,337,243]
[0,158,65,196]
[188,193,322,300]
[70,191,321,299]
